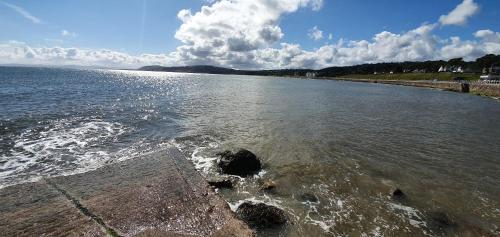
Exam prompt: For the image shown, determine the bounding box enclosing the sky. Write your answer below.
[0,0,499,69]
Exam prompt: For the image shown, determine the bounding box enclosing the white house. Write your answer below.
[305,72,317,78]
[453,67,464,73]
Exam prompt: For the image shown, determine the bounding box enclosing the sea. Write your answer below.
[1,66,500,236]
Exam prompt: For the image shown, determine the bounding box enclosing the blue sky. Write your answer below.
[0,0,499,69]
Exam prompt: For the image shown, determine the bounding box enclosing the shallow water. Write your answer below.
[1,67,500,236]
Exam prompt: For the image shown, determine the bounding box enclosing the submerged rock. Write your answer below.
[236,202,287,229]
[299,193,319,203]
[260,180,276,191]
[392,188,406,200]
[427,212,459,235]
[207,178,234,189]
[217,149,262,177]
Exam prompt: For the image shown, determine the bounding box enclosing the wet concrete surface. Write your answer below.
[0,147,253,237]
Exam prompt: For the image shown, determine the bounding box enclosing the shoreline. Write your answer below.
[328,77,500,99]
[131,68,500,100]
[0,147,253,237]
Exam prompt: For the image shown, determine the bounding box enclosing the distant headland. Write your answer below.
[138,54,500,81]
[138,54,500,99]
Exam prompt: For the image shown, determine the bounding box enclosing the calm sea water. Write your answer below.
[1,66,500,236]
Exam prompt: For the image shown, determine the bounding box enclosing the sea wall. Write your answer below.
[335,78,500,99]
[470,83,500,98]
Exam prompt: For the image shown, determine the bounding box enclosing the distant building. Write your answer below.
[305,72,317,78]
[439,65,463,73]
[438,66,451,72]
[453,67,464,73]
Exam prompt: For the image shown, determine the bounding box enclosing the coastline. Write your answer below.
[0,147,253,237]
[328,77,500,99]
[131,66,500,100]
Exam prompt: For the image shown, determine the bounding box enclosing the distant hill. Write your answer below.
[139,65,239,75]
[138,54,500,78]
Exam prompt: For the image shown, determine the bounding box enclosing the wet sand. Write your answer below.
[0,147,253,237]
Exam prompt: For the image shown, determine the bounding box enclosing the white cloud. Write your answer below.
[309,0,323,11]
[0,1,42,24]
[328,33,333,40]
[172,0,323,68]
[308,26,323,41]
[2,26,500,69]
[439,0,479,26]
[440,29,500,60]
[1,0,499,70]
[474,29,500,42]
[0,41,176,68]
[253,24,441,69]
[61,30,77,38]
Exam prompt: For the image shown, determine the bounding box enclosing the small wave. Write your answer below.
[228,195,285,212]
[0,119,127,188]
[386,202,430,235]
[189,144,219,174]
[171,135,222,175]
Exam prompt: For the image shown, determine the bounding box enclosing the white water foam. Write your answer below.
[228,195,285,212]
[189,144,219,174]
[0,119,128,189]
[386,202,430,235]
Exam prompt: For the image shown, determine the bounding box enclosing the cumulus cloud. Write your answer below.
[3,26,500,69]
[308,26,323,41]
[439,0,479,26]
[172,0,323,68]
[250,24,441,69]
[0,1,42,24]
[0,41,175,68]
[2,0,500,70]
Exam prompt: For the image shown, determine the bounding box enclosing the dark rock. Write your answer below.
[207,179,234,189]
[299,193,319,203]
[392,188,406,200]
[207,176,239,189]
[217,149,262,177]
[236,202,287,229]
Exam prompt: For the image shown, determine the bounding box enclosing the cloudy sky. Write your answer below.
[0,0,499,69]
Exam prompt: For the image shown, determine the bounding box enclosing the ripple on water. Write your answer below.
[171,135,440,236]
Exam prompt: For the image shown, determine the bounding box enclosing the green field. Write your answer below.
[338,72,480,81]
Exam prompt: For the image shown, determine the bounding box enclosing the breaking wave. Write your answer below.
[0,119,128,188]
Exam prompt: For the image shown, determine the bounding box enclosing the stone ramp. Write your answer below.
[0,181,103,236]
[0,147,253,237]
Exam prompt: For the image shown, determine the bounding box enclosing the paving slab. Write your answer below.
[0,147,253,237]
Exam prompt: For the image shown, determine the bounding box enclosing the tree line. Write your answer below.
[139,54,500,77]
